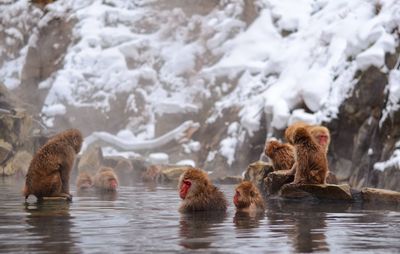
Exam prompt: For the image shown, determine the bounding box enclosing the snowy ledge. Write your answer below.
[81,120,200,153]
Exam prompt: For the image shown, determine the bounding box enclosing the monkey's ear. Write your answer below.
[250,190,255,197]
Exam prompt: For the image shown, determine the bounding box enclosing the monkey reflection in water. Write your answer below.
[179,211,227,249]
[24,201,81,253]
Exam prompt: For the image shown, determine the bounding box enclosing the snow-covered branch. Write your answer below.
[81,121,200,152]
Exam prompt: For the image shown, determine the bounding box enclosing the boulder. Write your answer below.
[160,166,192,183]
[3,151,32,176]
[77,146,103,174]
[361,187,400,205]
[326,171,339,184]
[243,161,274,191]
[280,184,353,201]
[214,176,242,185]
[142,164,193,183]
[0,139,12,163]
[264,170,294,196]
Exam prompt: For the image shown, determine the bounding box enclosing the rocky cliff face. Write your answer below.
[1,0,400,191]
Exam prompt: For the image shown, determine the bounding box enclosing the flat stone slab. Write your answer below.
[361,187,400,204]
[280,184,353,201]
[42,197,70,201]
[214,176,242,185]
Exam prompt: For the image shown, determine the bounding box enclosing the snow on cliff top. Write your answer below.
[1,0,400,166]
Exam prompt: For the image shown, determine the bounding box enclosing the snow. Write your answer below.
[176,159,196,167]
[374,141,400,171]
[1,0,400,170]
[148,153,169,164]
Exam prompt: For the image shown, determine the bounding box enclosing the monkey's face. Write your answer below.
[99,173,118,191]
[178,170,208,200]
[315,132,329,146]
[233,187,251,209]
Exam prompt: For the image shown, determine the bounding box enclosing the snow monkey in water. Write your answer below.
[233,181,265,211]
[178,168,227,212]
[93,167,119,191]
[23,129,83,201]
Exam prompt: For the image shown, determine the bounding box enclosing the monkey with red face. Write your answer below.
[178,168,227,212]
[93,167,119,191]
[233,181,265,211]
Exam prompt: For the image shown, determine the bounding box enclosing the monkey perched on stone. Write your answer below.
[23,129,83,201]
[284,121,309,145]
[284,122,333,182]
[93,167,119,191]
[265,140,295,171]
[233,181,265,211]
[178,168,227,212]
[292,127,328,184]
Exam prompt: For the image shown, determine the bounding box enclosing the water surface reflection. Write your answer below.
[1,177,400,253]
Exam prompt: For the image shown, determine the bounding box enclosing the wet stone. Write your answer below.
[243,160,274,191]
[214,176,242,185]
[280,184,353,201]
[264,170,294,196]
[361,187,400,205]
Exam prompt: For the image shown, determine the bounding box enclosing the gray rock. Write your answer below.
[77,146,103,175]
[280,184,353,201]
[214,176,242,185]
[361,187,400,205]
[3,150,32,176]
[264,170,294,196]
[243,160,274,191]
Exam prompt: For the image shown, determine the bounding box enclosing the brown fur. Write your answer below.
[308,126,331,154]
[285,121,309,144]
[292,127,328,184]
[234,181,265,211]
[76,172,93,189]
[285,123,332,179]
[93,167,119,191]
[178,168,227,212]
[23,129,83,201]
[265,140,295,171]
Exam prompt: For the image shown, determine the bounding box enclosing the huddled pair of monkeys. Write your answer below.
[178,168,265,213]
[265,121,330,184]
[23,129,118,202]
[76,167,119,192]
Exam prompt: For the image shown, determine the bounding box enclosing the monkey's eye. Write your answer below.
[183,180,191,186]
[235,191,240,196]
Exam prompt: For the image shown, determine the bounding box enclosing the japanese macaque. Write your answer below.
[265,140,295,171]
[285,122,331,153]
[284,121,309,144]
[178,168,227,212]
[93,167,119,191]
[76,172,93,189]
[233,181,265,211]
[23,129,83,201]
[285,122,333,183]
[292,127,328,184]
[309,126,331,154]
